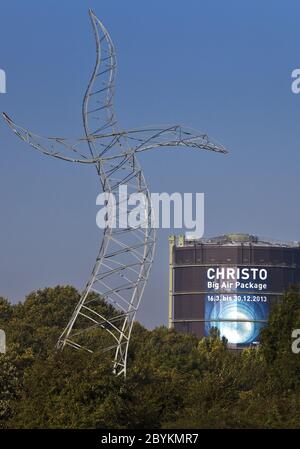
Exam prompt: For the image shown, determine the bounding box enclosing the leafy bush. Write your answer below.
[0,285,299,428]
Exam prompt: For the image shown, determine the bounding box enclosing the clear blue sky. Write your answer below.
[0,0,299,328]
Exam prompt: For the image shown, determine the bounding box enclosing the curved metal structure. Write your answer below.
[3,9,228,377]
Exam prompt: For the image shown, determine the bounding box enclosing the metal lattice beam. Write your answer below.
[3,9,228,377]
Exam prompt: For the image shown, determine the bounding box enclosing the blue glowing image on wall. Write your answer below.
[205,295,269,346]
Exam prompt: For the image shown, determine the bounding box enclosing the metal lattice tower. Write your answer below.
[3,9,228,377]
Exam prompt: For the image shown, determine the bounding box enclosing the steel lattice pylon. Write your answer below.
[3,9,228,377]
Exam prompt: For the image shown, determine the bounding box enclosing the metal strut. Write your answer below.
[3,9,228,377]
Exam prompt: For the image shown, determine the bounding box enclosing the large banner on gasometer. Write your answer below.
[204,266,270,346]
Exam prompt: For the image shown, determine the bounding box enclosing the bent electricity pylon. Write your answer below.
[3,10,228,377]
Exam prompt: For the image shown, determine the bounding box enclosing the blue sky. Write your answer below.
[0,0,299,328]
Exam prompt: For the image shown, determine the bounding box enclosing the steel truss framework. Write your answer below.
[3,9,228,377]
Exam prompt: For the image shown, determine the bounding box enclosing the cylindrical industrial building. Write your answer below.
[169,233,300,347]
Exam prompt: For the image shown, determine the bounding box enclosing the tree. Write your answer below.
[1,284,300,429]
[0,355,20,428]
[260,286,300,391]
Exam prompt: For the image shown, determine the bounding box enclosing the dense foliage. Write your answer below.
[0,285,300,428]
